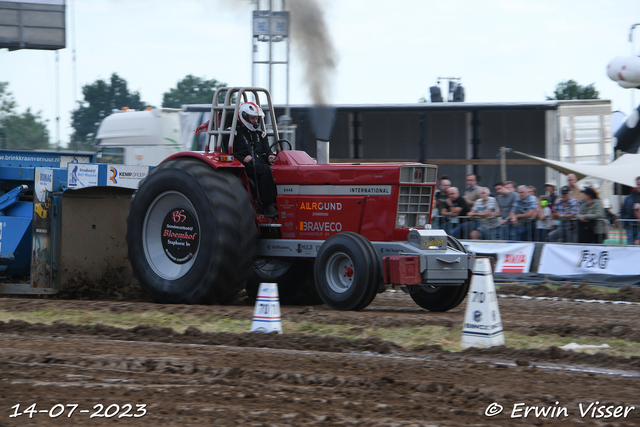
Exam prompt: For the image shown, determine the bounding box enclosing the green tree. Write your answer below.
[70,73,151,150]
[0,82,50,149]
[546,80,599,100]
[0,82,17,115]
[162,75,227,108]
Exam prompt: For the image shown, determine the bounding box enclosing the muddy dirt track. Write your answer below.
[1,285,640,426]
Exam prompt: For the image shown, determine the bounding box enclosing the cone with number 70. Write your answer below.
[250,282,283,334]
[461,257,505,348]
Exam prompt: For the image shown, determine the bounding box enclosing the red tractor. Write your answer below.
[126,87,475,311]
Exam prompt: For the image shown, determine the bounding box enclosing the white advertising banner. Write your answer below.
[67,164,99,188]
[460,241,536,273]
[538,244,640,276]
[106,165,149,189]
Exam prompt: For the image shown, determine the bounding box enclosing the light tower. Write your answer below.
[251,0,294,144]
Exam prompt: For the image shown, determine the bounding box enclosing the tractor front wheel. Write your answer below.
[314,232,380,311]
[246,258,323,305]
[409,236,471,312]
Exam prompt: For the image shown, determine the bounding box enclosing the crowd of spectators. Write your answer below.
[431,172,640,245]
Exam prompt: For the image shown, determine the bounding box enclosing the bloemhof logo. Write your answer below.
[161,208,199,264]
[109,167,118,184]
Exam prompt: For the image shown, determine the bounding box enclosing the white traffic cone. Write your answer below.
[460,258,505,348]
[250,282,283,334]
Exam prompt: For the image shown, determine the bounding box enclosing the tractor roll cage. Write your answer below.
[204,87,281,153]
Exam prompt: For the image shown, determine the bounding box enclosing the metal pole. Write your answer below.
[419,112,426,164]
[55,50,60,150]
[500,146,507,182]
[471,110,480,177]
[285,0,290,142]
[268,0,272,95]
[71,0,77,150]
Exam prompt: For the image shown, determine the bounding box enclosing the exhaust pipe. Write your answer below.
[316,139,330,164]
[310,105,336,164]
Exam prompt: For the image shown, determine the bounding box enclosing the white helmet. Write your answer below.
[238,102,264,132]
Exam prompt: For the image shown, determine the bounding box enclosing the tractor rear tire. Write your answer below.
[246,259,323,305]
[314,232,380,311]
[350,233,381,311]
[126,158,257,304]
[409,236,471,312]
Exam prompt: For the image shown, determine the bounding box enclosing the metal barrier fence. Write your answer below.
[431,216,640,245]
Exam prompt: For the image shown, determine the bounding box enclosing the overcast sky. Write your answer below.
[1,0,639,147]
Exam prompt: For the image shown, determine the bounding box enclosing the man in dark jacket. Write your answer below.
[440,187,470,238]
[232,102,277,217]
[621,176,640,243]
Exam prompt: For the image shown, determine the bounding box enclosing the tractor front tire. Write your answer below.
[126,158,257,304]
[409,236,471,312]
[246,259,323,305]
[314,232,380,311]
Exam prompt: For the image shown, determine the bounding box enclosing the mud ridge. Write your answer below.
[498,283,640,302]
[1,320,638,373]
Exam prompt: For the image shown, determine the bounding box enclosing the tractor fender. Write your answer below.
[161,151,253,196]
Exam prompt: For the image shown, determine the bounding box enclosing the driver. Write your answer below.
[233,102,278,218]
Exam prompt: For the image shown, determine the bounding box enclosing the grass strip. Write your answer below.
[1,308,638,358]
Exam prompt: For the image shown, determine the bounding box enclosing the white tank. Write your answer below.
[95,108,182,166]
[606,55,640,88]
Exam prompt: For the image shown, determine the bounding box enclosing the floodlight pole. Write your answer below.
[251,0,292,142]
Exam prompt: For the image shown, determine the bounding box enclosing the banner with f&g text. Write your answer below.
[537,244,640,276]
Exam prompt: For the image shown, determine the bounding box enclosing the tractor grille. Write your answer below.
[396,185,433,228]
[399,166,438,184]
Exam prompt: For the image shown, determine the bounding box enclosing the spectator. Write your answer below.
[545,180,558,206]
[620,176,640,242]
[467,187,501,240]
[494,181,518,240]
[632,203,640,245]
[605,205,617,225]
[440,187,470,237]
[527,185,537,197]
[509,185,538,241]
[504,181,517,193]
[547,186,579,242]
[567,173,585,203]
[584,180,597,191]
[464,174,481,203]
[577,187,607,244]
[434,177,451,211]
[536,196,553,242]
[431,176,451,228]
